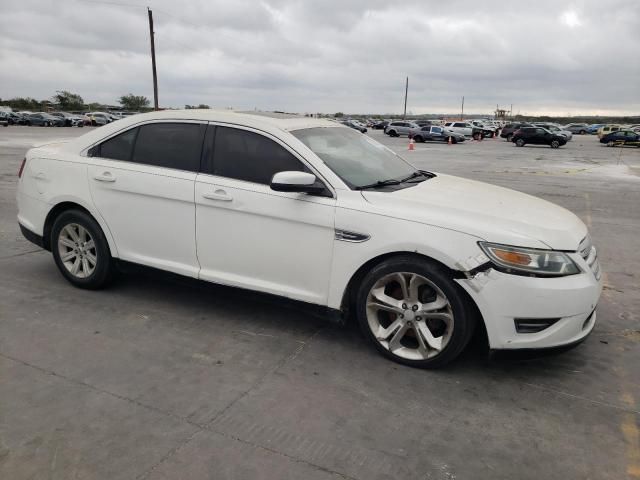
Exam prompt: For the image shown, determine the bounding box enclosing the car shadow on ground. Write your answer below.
[109,262,596,381]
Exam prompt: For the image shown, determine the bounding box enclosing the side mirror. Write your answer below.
[270,171,327,195]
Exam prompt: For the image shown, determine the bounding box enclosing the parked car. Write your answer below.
[512,127,567,148]
[51,112,85,127]
[16,110,602,368]
[597,124,622,138]
[587,124,603,134]
[385,121,420,137]
[87,112,111,126]
[500,123,533,141]
[409,125,465,144]
[467,120,496,138]
[372,120,389,130]
[443,122,473,136]
[341,120,367,133]
[0,112,8,127]
[26,113,64,127]
[564,123,589,135]
[1,111,25,125]
[533,123,572,141]
[599,130,640,147]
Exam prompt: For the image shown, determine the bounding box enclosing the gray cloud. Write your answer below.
[1,0,638,114]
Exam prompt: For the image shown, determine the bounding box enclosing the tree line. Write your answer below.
[0,91,152,112]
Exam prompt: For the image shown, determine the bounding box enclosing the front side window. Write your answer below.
[212,126,307,185]
[292,127,416,189]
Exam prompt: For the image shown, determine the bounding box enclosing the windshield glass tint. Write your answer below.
[292,127,416,189]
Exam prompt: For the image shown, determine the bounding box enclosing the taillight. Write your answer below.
[18,157,26,178]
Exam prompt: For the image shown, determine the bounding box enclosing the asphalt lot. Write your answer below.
[1,124,639,479]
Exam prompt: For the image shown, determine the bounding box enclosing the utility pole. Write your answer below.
[147,7,159,110]
[460,96,464,120]
[403,76,408,119]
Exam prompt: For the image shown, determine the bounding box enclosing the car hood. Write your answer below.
[361,173,586,251]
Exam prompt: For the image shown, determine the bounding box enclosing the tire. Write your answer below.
[355,255,476,368]
[580,130,586,135]
[507,134,513,142]
[414,135,423,143]
[515,138,525,147]
[388,130,398,137]
[607,140,615,147]
[550,140,560,149]
[51,209,114,289]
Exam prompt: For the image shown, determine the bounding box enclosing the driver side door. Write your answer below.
[195,124,337,305]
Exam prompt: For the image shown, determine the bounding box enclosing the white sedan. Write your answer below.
[16,111,602,368]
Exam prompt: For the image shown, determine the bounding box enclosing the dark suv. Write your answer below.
[500,122,533,142]
[512,127,567,148]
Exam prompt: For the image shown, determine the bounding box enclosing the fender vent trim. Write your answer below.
[335,229,370,243]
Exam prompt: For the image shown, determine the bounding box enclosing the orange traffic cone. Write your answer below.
[448,136,452,145]
[408,138,415,150]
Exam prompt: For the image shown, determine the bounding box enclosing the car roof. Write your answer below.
[66,109,341,152]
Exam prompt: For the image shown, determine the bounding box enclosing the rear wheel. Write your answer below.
[414,135,423,143]
[580,130,586,135]
[507,134,513,142]
[355,256,476,368]
[388,130,398,137]
[51,210,114,289]
[515,138,525,147]
[550,140,560,148]
[607,140,615,147]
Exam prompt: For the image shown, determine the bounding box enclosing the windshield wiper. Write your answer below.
[355,178,403,190]
[399,171,430,183]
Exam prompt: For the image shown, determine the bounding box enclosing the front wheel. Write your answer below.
[550,140,560,148]
[356,256,476,368]
[51,210,114,289]
[580,130,586,135]
[607,140,615,147]
[515,138,525,147]
[507,134,513,142]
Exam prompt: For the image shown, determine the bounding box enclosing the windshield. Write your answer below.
[292,126,417,189]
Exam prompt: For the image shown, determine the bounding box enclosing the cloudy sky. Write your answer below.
[1,0,639,115]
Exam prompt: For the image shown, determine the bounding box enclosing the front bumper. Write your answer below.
[456,265,602,350]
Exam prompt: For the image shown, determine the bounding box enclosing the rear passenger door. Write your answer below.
[86,121,206,277]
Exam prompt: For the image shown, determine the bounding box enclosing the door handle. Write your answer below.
[202,190,233,202]
[93,172,116,183]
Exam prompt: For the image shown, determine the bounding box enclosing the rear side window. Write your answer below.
[94,123,205,171]
[212,126,307,185]
[98,127,138,161]
[132,123,205,171]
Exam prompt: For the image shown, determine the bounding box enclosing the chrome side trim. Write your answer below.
[335,229,370,243]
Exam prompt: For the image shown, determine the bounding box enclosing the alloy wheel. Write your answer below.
[365,272,454,360]
[57,223,97,278]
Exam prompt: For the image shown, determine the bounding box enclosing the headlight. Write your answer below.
[479,242,580,277]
